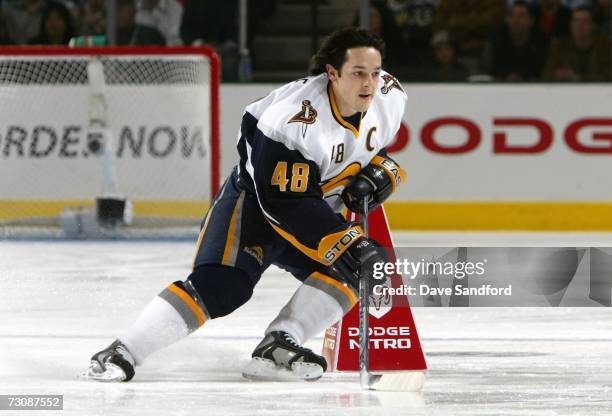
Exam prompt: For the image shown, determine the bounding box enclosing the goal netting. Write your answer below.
[0,47,219,239]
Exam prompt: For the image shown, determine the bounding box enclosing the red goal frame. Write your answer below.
[0,45,221,198]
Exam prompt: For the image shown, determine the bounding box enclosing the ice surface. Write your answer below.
[1,233,612,415]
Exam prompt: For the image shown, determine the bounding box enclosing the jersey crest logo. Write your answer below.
[288,100,318,125]
[380,74,404,95]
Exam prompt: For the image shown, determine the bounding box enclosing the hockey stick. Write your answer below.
[359,197,427,392]
[359,196,381,389]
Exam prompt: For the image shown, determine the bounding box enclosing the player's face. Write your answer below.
[328,47,382,116]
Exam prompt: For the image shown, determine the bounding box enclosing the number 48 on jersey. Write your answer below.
[271,161,310,193]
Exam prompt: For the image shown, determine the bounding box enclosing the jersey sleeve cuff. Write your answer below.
[317,224,365,265]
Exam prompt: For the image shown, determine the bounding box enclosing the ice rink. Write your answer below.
[2,232,612,415]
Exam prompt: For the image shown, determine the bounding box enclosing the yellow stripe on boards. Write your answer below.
[384,201,612,231]
[0,200,210,221]
[4,200,612,231]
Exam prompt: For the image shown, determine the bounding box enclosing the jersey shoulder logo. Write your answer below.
[288,100,318,125]
[380,74,404,95]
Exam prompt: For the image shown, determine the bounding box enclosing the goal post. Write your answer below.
[0,46,220,238]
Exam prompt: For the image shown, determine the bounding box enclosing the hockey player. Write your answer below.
[86,27,407,382]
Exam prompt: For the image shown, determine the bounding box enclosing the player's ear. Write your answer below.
[326,64,338,81]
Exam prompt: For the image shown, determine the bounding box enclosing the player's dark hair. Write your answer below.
[309,27,385,76]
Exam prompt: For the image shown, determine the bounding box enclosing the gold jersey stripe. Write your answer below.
[311,272,358,306]
[320,162,361,194]
[222,192,245,266]
[327,82,361,138]
[268,221,322,263]
[167,283,206,327]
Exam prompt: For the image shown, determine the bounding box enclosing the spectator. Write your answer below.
[485,0,549,81]
[385,0,438,75]
[534,0,572,38]
[116,0,137,44]
[432,0,505,72]
[134,0,183,46]
[544,6,610,81]
[1,0,46,45]
[81,0,106,37]
[29,1,75,45]
[426,30,469,81]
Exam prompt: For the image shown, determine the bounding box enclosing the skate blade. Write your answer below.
[82,361,127,382]
[242,357,323,382]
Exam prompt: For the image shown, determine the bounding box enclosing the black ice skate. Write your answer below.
[242,331,327,381]
[84,340,135,382]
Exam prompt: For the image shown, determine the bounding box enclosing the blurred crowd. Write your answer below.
[0,0,273,80]
[362,0,611,81]
[0,0,238,47]
[0,0,610,82]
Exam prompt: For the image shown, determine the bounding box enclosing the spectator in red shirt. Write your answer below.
[535,0,572,38]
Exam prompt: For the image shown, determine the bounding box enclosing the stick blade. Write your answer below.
[366,371,426,392]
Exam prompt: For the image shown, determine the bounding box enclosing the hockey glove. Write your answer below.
[342,155,406,213]
[328,236,388,291]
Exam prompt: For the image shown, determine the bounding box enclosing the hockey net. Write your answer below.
[0,47,219,239]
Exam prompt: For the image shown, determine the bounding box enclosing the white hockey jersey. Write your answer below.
[235,71,406,264]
